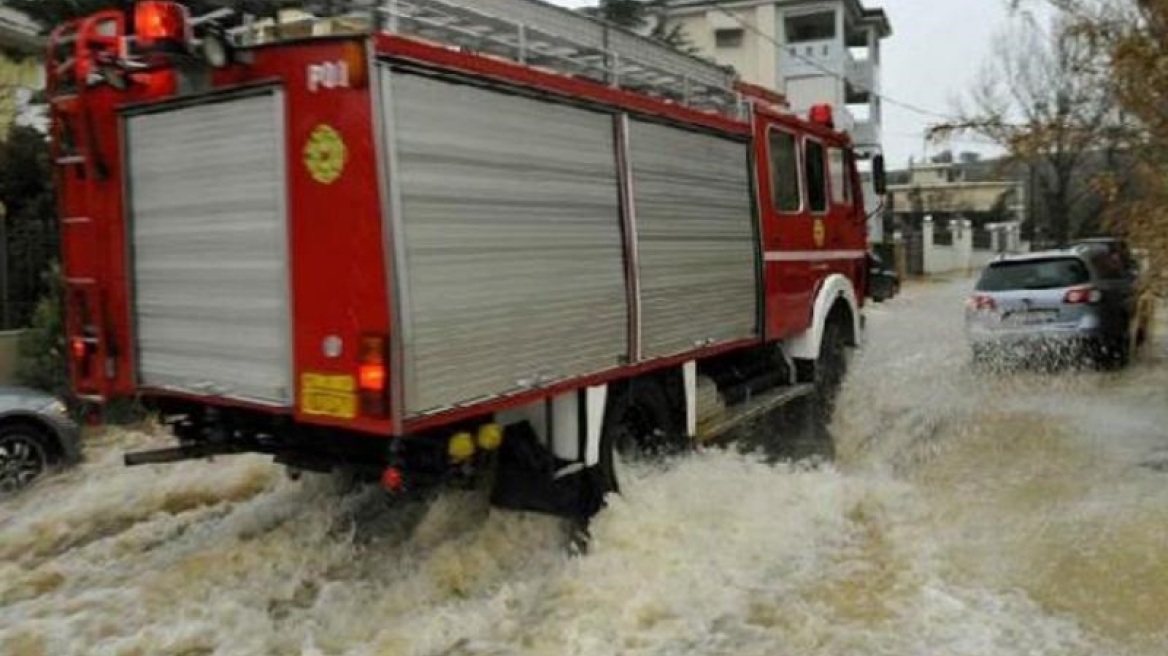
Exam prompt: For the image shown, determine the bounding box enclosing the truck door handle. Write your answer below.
[810,263,830,272]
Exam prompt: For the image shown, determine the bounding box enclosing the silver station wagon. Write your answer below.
[965,249,1138,367]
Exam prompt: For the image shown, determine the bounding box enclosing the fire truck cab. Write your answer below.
[50,0,883,518]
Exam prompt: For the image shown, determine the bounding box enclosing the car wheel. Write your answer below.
[1092,333,1130,370]
[0,426,52,494]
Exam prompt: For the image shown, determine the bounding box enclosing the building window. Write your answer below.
[785,11,836,43]
[805,139,828,213]
[829,147,850,205]
[715,28,745,48]
[768,129,802,213]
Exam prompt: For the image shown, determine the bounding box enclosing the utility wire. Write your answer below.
[710,6,962,123]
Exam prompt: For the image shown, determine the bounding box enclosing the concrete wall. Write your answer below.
[969,248,1001,271]
[919,218,1028,276]
[889,181,1023,216]
[922,218,972,275]
[784,74,840,112]
[669,5,779,91]
[0,330,24,385]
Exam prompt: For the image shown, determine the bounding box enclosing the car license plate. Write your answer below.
[1002,311,1057,326]
[301,373,357,419]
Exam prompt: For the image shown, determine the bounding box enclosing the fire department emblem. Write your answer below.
[813,218,827,248]
[303,124,347,185]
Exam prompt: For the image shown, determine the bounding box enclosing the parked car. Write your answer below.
[1067,237,1140,280]
[867,252,901,302]
[965,250,1138,367]
[0,387,81,495]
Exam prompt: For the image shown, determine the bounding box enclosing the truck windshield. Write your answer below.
[976,258,1090,291]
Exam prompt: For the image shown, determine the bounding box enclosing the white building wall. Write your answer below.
[671,5,779,90]
[663,0,886,151]
[784,75,841,114]
[921,219,1030,276]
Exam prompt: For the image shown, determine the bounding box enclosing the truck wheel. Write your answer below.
[598,381,684,496]
[800,320,849,420]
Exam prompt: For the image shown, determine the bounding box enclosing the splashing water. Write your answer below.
[2,279,1166,656]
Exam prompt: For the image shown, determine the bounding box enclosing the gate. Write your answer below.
[906,230,925,276]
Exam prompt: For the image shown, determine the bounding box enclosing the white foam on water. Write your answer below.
[1,279,1165,655]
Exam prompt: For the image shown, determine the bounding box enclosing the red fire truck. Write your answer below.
[49,0,883,517]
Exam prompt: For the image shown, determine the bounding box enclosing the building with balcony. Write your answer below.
[887,159,1027,237]
[662,0,891,152]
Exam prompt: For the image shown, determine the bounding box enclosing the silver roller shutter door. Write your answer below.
[387,72,628,415]
[127,92,292,404]
[628,120,758,359]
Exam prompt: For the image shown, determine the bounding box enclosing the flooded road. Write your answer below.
[2,278,1167,656]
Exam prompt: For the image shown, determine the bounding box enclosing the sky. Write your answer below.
[550,0,1044,169]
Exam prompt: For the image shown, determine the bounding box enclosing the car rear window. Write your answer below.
[977,258,1091,291]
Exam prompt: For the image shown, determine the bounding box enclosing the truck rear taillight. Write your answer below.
[1063,286,1102,304]
[70,334,97,378]
[358,334,389,419]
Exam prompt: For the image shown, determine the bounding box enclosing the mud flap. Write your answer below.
[490,421,605,519]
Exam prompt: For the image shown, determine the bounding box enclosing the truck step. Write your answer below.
[124,442,250,466]
[696,383,815,443]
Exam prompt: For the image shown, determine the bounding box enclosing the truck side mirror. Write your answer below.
[872,154,887,195]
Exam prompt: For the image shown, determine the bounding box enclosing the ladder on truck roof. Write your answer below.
[374,0,746,118]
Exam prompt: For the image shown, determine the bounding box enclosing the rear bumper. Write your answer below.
[965,309,1109,347]
[966,324,1105,347]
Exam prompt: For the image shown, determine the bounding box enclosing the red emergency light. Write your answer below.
[134,1,191,50]
[809,104,835,129]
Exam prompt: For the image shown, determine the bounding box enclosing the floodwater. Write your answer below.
[2,278,1167,656]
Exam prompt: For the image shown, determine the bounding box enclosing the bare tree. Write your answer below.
[1002,0,1168,291]
[931,17,1130,245]
[584,0,693,49]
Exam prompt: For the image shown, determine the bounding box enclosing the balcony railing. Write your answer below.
[845,56,878,97]
[784,39,879,95]
[851,120,881,148]
[782,39,845,77]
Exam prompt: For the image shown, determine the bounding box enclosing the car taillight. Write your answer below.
[1064,286,1102,304]
[358,334,389,419]
[967,294,997,311]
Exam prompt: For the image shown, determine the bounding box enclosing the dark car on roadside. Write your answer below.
[867,251,901,303]
[1067,237,1140,280]
[965,249,1140,368]
[0,387,81,495]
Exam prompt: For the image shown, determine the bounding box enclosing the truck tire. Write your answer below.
[598,380,685,496]
[799,319,849,421]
